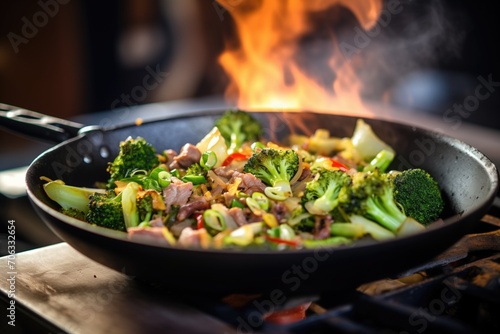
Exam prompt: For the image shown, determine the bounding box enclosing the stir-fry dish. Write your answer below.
[42,110,444,250]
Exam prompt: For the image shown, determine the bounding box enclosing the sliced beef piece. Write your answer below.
[128,227,169,245]
[271,202,289,222]
[297,166,311,181]
[173,143,201,169]
[177,197,210,221]
[163,149,177,167]
[313,215,333,240]
[231,171,266,195]
[228,207,248,226]
[148,216,164,227]
[223,192,237,208]
[213,166,235,179]
[163,178,193,212]
[177,227,208,248]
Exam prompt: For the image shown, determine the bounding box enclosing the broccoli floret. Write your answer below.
[182,163,207,185]
[341,171,406,233]
[61,208,86,221]
[137,194,154,226]
[215,109,263,154]
[288,206,315,231]
[392,168,444,225]
[302,168,350,215]
[107,136,159,189]
[86,191,126,231]
[243,148,300,201]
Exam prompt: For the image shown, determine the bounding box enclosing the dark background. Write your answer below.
[1,1,499,122]
[1,0,499,141]
[0,0,499,251]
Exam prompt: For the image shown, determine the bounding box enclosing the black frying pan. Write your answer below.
[1,103,498,295]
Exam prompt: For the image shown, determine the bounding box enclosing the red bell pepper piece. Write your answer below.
[329,158,349,172]
[222,152,250,167]
[195,213,204,229]
[264,235,299,247]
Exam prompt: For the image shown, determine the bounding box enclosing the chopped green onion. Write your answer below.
[251,192,269,211]
[158,171,172,188]
[267,224,295,240]
[182,175,207,185]
[251,141,266,152]
[246,197,263,215]
[237,191,248,198]
[231,199,245,209]
[130,169,148,177]
[170,169,180,178]
[203,209,226,235]
[279,224,295,240]
[267,226,280,238]
[150,166,168,180]
[142,178,161,192]
[264,186,289,201]
[225,222,262,246]
[200,151,217,170]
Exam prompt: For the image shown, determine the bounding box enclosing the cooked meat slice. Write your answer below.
[177,197,210,221]
[271,202,289,222]
[297,166,311,181]
[163,178,193,212]
[173,143,201,168]
[228,207,248,226]
[163,149,177,165]
[128,227,169,245]
[223,192,237,207]
[213,166,235,179]
[148,216,164,227]
[177,227,208,247]
[231,171,266,195]
[313,215,333,240]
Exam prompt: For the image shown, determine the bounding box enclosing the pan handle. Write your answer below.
[0,103,85,143]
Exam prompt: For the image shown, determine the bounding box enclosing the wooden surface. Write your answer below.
[0,243,235,334]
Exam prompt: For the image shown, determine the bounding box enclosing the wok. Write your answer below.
[1,103,498,295]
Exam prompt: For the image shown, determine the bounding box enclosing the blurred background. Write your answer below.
[1,0,499,251]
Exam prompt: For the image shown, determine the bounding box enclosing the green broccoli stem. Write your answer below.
[140,211,153,226]
[312,183,341,214]
[302,236,352,248]
[364,149,395,173]
[122,182,140,228]
[349,214,395,241]
[330,223,365,239]
[264,180,292,201]
[43,180,105,213]
[365,191,406,232]
[258,159,294,200]
[228,127,243,154]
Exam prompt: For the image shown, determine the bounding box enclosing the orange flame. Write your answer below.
[217,0,383,114]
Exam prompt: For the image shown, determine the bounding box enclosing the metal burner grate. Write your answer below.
[187,211,500,334]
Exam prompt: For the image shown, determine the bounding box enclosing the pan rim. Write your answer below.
[26,110,500,256]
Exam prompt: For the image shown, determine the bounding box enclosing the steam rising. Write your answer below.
[348,0,466,100]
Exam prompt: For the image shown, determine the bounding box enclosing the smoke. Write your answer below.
[296,0,468,101]
[354,0,467,100]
